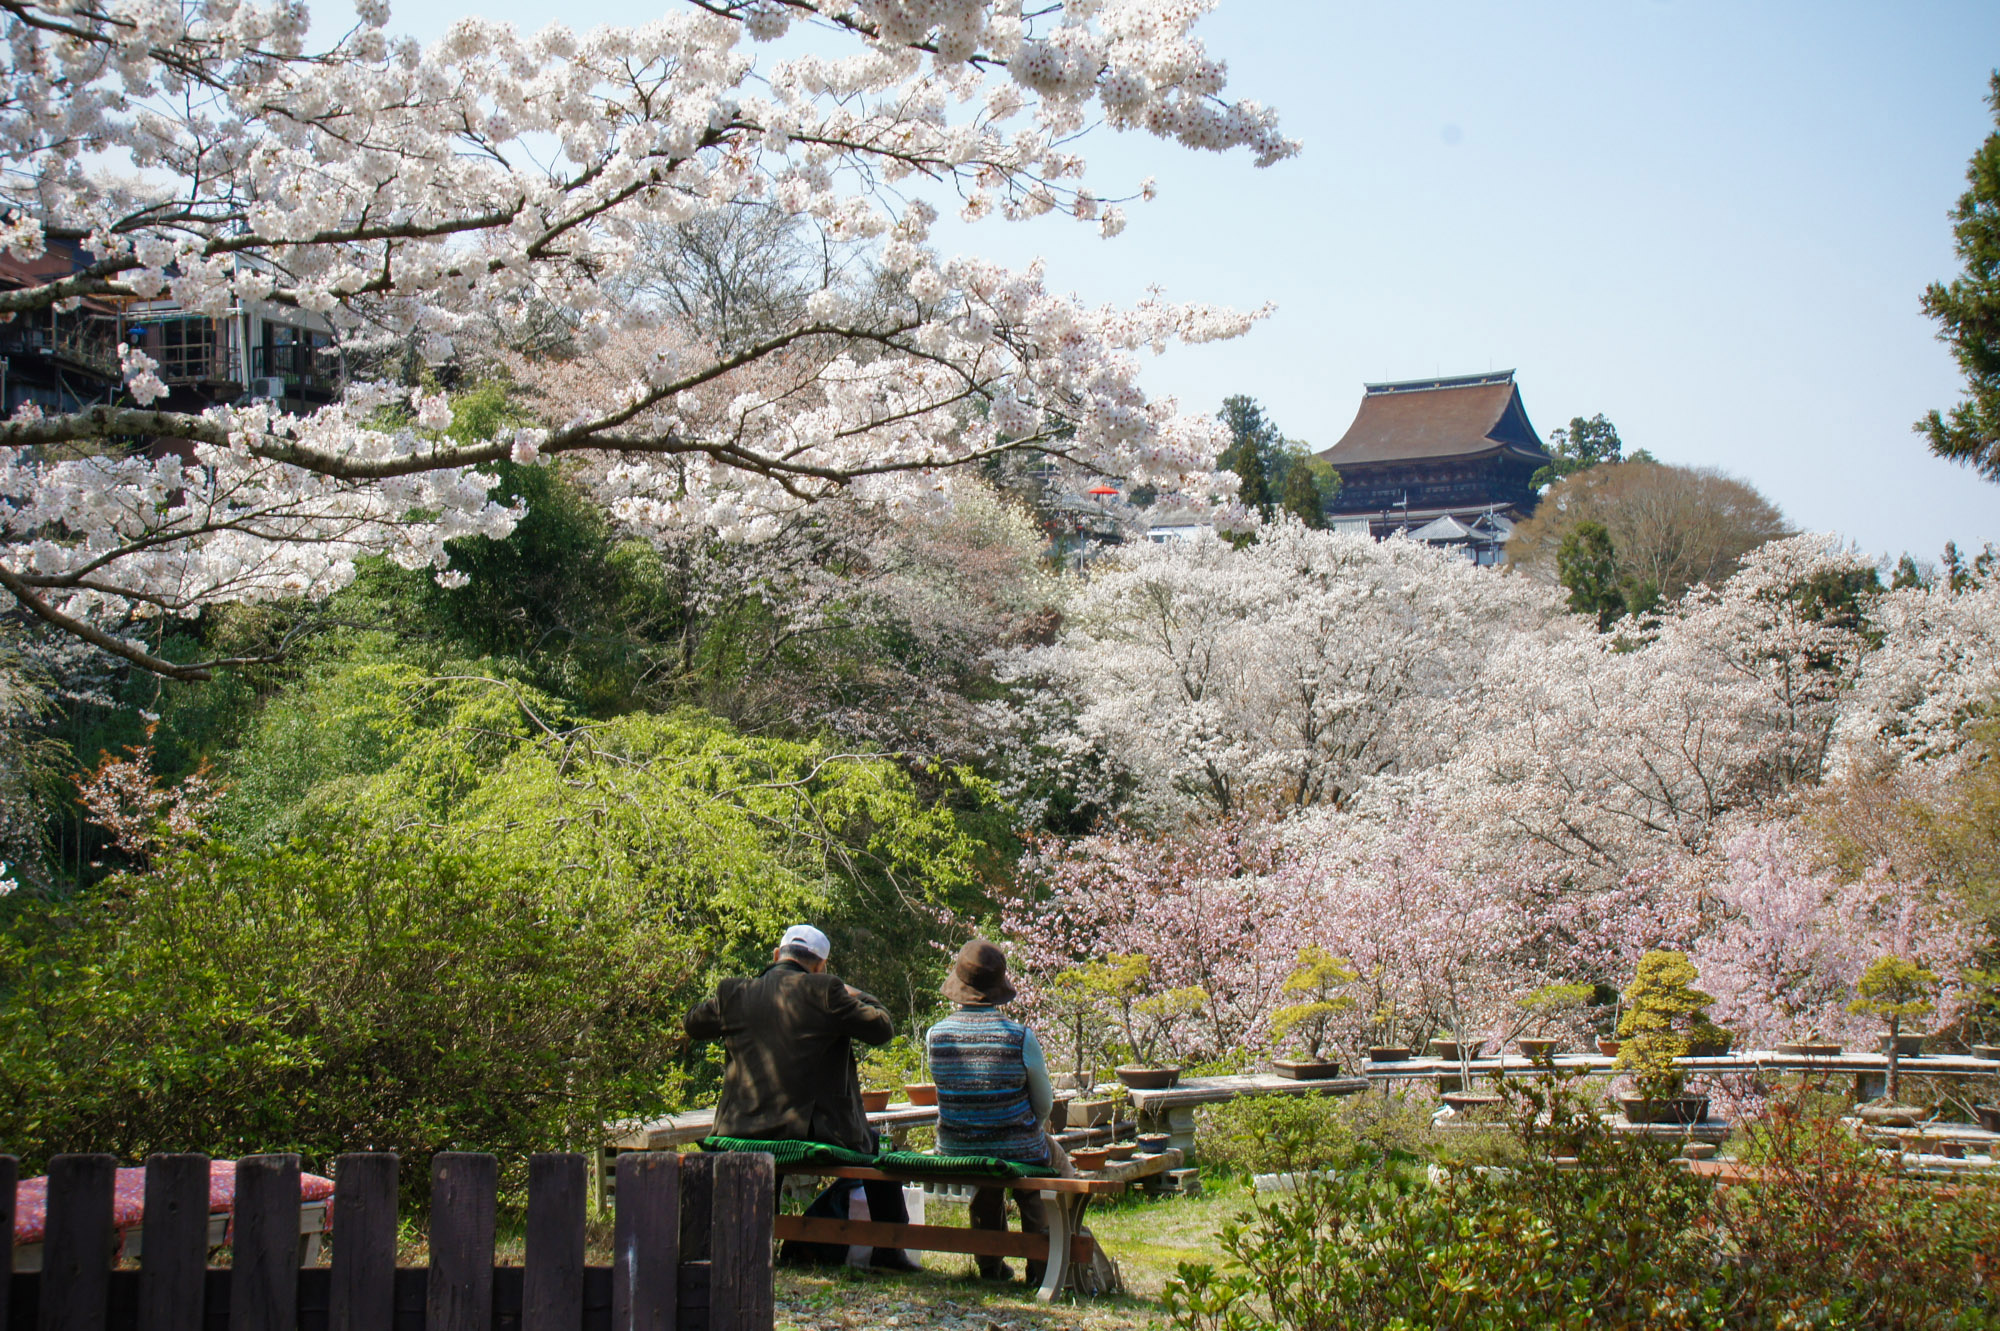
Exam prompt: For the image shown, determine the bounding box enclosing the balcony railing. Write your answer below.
[251,342,338,393]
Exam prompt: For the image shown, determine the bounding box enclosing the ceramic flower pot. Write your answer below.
[1426,1039,1483,1062]
[1115,1065,1181,1090]
[1271,1058,1342,1080]
[1069,1096,1114,1127]
[1617,1094,1709,1125]
[1974,1103,2000,1133]
[1856,1102,1922,1127]
[903,1082,937,1106]
[1369,1045,1412,1062]
[1595,1038,1622,1057]
[1878,1034,1927,1058]
[859,1089,894,1113]
[1104,1142,1139,1161]
[1974,1045,2000,1062]
[1516,1038,1560,1060]
[1136,1132,1172,1153]
[1776,1042,1843,1057]
[1441,1092,1504,1114]
[1069,1147,1111,1172]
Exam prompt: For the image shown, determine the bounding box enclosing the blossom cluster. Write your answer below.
[0,0,1292,675]
[990,525,1986,1063]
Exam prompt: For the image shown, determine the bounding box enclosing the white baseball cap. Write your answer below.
[779,924,831,960]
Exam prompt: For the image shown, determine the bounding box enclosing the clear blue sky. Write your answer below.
[387,0,2000,562]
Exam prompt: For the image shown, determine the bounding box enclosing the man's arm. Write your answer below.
[684,989,726,1043]
[825,978,896,1046]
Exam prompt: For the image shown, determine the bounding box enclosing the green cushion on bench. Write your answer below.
[697,1137,1056,1179]
[874,1149,1058,1179]
[697,1137,877,1167]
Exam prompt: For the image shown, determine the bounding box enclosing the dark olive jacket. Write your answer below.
[683,960,894,1153]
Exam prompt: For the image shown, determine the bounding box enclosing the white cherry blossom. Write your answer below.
[0,0,1296,677]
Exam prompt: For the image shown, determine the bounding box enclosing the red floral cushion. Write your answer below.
[13,1159,335,1246]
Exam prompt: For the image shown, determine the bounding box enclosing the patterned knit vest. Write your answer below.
[927,1006,1047,1162]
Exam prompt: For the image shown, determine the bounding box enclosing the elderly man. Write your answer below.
[684,924,917,1270]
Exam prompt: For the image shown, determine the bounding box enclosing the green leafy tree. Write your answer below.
[1510,460,1790,603]
[1556,520,1630,631]
[1274,451,1339,529]
[1919,72,2000,481]
[1217,395,1280,518]
[1848,955,1938,1104]
[1531,412,1624,489]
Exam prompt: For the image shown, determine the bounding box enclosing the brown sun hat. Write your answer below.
[941,938,1016,1006]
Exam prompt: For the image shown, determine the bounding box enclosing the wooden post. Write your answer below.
[137,1155,211,1331]
[41,1153,117,1331]
[427,1155,496,1331]
[523,1154,585,1331]
[328,1155,397,1331]
[230,1155,300,1331]
[675,1155,714,1264]
[707,1155,772,1331]
[612,1152,680,1331]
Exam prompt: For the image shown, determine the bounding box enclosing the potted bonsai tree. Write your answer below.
[1613,950,1731,1125]
[1508,982,1594,1066]
[1268,945,1357,1079]
[1848,954,1938,1115]
[1073,953,1205,1091]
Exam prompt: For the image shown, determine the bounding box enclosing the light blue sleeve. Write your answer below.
[1022,1026,1054,1122]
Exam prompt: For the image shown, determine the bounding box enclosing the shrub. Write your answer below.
[0,818,694,1192]
[1723,1097,2000,1327]
[1196,1090,1429,1178]
[1166,1073,2000,1331]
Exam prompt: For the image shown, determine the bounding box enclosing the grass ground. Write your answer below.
[772,1179,1252,1331]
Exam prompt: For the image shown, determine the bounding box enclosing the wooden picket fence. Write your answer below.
[1,1149,774,1331]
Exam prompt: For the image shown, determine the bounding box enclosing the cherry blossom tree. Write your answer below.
[1690,822,1970,1049]
[1429,534,1876,886]
[1274,807,1546,1068]
[1838,561,2000,770]
[0,0,1294,678]
[1001,817,1310,1066]
[986,521,1562,825]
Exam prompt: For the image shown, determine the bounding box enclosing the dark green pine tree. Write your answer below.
[1217,394,1279,518]
[1920,72,2000,481]
[1278,461,1330,528]
[1557,521,1629,632]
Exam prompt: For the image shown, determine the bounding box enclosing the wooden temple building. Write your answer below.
[1316,370,1550,564]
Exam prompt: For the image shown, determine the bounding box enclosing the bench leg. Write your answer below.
[1034,1191,1090,1303]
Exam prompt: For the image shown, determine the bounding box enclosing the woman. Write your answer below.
[926,938,1072,1283]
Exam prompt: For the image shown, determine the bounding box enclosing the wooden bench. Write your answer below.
[770,1150,1181,1302]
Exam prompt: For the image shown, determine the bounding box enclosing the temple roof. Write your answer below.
[1317,371,1550,468]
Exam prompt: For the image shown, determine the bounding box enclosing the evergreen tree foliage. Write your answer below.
[1919,72,2000,480]
[1218,394,1280,518]
[1557,521,1631,631]
[1531,413,1624,490]
[1276,451,1339,528]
